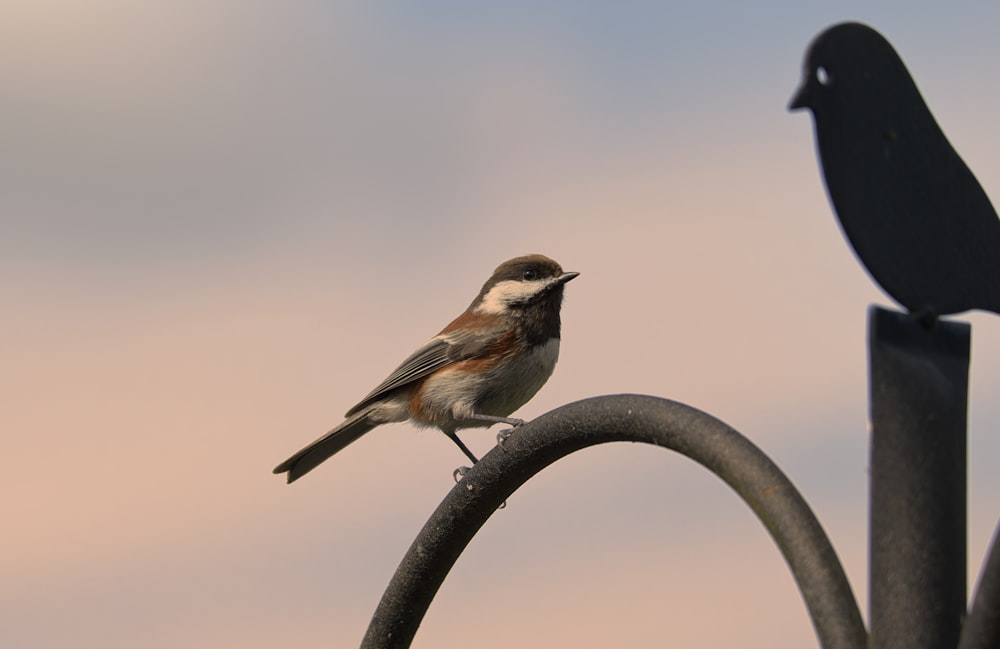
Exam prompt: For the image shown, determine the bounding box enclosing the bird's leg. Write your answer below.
[469,414,525,427]
[468,414,527,450]
[443,430,479,482]
[447,417,526,480]
[444,430,479,464]
[446,425,508,507]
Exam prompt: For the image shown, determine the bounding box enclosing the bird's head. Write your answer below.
[789,21,915,118]
[471,254,579,315]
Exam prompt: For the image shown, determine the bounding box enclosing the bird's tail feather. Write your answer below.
[273,411,376,483]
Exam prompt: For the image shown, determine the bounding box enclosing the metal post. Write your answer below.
[868,306,969,649]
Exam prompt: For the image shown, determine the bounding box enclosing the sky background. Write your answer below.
[3,1,1000,647]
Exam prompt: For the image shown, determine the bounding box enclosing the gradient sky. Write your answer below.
[3,2,1000,647]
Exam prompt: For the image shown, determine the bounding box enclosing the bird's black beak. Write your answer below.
[557,271,580,284]
[789,82,810,111]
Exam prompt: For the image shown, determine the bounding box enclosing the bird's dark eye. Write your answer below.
[816,66,832,86]
[522,268,538,281]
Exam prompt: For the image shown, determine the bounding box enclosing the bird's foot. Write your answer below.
[452,464,507,509]
[496,428,515,451]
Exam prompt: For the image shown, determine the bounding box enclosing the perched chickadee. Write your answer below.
[273,254,578,483]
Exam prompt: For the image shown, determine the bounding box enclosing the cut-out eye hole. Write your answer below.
[816,66,831,86]
[522,268,538,281]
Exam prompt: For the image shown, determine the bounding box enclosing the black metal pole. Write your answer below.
[868,306,969,649]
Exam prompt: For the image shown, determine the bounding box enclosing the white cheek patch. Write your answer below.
[475,279,552,314]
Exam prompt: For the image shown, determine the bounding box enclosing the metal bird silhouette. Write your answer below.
[790,22,1000,317]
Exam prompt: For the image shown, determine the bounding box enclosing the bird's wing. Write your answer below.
[344,324,503,416]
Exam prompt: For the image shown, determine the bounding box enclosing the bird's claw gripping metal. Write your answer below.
[496,428,515,450]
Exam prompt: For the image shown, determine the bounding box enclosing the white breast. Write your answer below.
[419,338,561,426]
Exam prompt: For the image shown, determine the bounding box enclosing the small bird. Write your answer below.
[789,22,1000,318]
[273,254,578,483]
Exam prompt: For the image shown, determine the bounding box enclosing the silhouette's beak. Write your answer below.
[788,81,810,111]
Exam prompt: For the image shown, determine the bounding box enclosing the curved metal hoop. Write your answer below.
[361,394,867,649]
